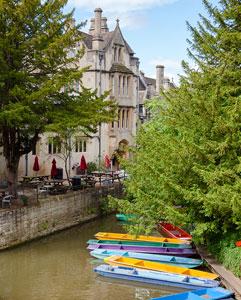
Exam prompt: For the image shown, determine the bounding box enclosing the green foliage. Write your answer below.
[207,232,241,277]
[113,0,241,241]
[0,0,116,193]
[87,162,97,174]
[19,194,28,206]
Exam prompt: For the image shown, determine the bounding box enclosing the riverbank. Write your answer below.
[197,246,241,300]
[0,184,122,250]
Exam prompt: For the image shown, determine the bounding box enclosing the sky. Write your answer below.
[65,0,217,83]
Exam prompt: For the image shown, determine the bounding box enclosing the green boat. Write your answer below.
[87,239,192,249]
[116,214,135,222]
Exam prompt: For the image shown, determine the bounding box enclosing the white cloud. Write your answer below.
[69,0,178,14]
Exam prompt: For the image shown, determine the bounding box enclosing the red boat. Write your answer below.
[158,222,192,240]
[236,241,241,247]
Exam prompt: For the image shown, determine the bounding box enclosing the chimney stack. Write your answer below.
[92,8,104,50]
[94,8,102,36]
[156,65,164,94]
[101,17,109,33]
[89,18,95,34]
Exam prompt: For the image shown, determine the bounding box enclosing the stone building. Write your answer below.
[0,8,174,180]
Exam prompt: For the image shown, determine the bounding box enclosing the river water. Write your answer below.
[0,215,185,300]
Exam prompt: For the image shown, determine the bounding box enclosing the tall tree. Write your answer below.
[0,0,116,195]
[116,0,241,240]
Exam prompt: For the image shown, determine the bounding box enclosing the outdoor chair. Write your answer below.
[2,194,14,208]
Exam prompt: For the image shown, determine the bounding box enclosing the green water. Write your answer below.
[0,215,184,300]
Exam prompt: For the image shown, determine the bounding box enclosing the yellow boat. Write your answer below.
[95,232,189,245]
[104,256,218,280]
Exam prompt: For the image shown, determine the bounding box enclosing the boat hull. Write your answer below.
[104,255,218,280]
[94,264,220,290]
[158,223,192,240]
[87,244,197,257]
[116,214,134,222]
[151,287,233,300]
[87,239,192,249]
[95,232,189,245]
[90,249,203,269]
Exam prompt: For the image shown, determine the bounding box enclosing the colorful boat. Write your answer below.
[158,222,192,240]
[87,239,192,249]
[87,243,197,257]
[90,249,203,268]
[104,256,218,280]
[151,287,233,300]
[116,214,135,222]
[95,232,190,245]
[94,264,220,289]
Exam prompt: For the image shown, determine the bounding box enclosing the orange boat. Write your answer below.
[95,232,189,245]
[104,255,218,280]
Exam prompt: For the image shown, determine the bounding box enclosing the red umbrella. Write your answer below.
[51,158,57,178]
[80,155,87,171]
[104,154,111,169]
[33,156,40,172]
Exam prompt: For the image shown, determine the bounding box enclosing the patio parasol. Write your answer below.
[80,155,87,172]
[104,154,111,169]
[33,156,40,172]
[51,158,57,179]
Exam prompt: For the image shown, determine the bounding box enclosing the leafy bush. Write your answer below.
[207,232,241,277]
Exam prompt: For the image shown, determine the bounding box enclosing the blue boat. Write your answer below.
[151,287,233,300]
[90,249,203,268]
[94,264,220,289]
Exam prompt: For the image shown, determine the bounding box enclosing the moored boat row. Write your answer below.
[87,221,233,299]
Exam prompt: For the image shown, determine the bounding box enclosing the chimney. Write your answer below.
[92,8,103,50]
[101,17,109,33]
[94,8,102,36]
[89,18,95,34]
[163,78,170,90]
[156,65,164,94]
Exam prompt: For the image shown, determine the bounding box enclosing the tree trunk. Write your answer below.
[6,163,19,197]
[2,127,21,198]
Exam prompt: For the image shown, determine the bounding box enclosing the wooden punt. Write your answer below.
[104,255,218,280]
[94,264,220,289]
[87,243,197,257]
[87,239,192,249]
[157,222,192,240]
[151,287,233,300]
[95,232,190,245]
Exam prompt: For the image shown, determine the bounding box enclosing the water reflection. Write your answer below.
[0,215,184,300]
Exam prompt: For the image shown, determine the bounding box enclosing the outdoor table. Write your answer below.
[91,171,115,185]
[22,175,50,183]
[43,179,68,195]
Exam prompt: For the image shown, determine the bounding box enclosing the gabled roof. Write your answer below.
[80,22,135,55]
[80,32,93,49]
[144,76,156,87]
[109,63,133,74]
[103,24,135,55]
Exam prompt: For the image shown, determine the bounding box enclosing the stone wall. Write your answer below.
[0,185,122,250]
